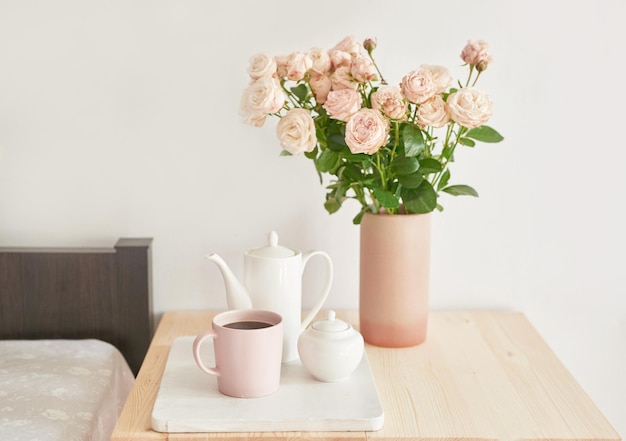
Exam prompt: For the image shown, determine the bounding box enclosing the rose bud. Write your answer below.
[476,60,489,72]
[363,38,377,54]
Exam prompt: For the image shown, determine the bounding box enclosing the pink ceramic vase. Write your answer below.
[359,211,431,347]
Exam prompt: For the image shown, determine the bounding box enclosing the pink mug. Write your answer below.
[192,309,283,398]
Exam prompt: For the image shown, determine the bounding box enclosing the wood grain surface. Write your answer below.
[111,310,621,441]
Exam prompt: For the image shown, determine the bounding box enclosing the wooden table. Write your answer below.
[111,311,621,441]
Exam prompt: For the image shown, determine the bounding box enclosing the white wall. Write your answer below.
[1,0,624,433]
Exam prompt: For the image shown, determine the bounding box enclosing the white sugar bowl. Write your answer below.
[297,310,364,382]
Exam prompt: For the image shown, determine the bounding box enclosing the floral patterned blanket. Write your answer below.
[0,339,134,441]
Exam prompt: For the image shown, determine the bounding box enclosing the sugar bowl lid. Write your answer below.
[311,310,352,333]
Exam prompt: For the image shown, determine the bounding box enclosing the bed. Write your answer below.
[0,238,153,441]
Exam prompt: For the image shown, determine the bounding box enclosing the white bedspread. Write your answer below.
[0,339,134,441]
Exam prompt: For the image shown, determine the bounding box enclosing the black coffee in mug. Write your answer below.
[224,320,273,330]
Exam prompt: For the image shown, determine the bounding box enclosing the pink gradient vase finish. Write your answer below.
[359,211,431,347]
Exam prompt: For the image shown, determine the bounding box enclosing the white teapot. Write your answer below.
[206,231,333,362]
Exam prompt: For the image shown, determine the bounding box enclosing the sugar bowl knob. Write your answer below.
[297,310,364,382]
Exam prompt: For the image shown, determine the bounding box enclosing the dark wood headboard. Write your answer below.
[0,238,153,376]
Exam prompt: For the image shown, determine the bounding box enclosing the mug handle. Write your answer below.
[192,331,220,376]
[300,250,334,330]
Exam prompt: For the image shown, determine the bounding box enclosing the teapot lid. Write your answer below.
[311,310,350,333]
[248,231,296,258]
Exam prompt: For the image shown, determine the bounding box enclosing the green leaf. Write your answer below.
[390,156,419,175]
[401,181,438,213]
[316,149,341,173]
[401,124,425,157]
[280,150,293,156]
[290,84,309,102]
[327,133,347,151]
[398,173,423,189]
[441,145,454,161]
[437,169,450,191]
[326,120,347,152]
[459,137,475,147]
[304,147,317,160]
[441,184,479,197]
[417,157,443,174]
[341,163,363,182]
[373,188,400,209]
[465,126,504,143]
[329,177,349,201]
[324,197,341,214]
[352,209,366,225]
[342,151,370,162]
[327,119,344,135]
[361,175,379,188]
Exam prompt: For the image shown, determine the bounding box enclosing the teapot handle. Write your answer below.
[300,250,334,330]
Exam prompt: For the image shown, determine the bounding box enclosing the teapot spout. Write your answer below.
[205,253,252,310]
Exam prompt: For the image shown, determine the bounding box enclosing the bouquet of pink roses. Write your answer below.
[240,36,503,224]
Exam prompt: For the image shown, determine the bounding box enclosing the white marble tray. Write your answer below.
[151,336,384,433]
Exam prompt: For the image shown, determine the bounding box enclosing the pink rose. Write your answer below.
[345,109,390,154]
[241,112,266,128]
[276,109,317,155]
[329,36,360,70]
[447,87,493,128]
[417,95,450,128]
[247,53,277,81]
[309,73,332,104]
[329,49,352,70]
[460,40,492,66]
[401,68,437,104]
[330,66,356,90]
[323,89,362,122]
[240,77,286,127]
[274,55,289,79]
[351,53,378,84]
[420,65,452,94]
[331,35,361,55]
[371,85,408,120]
[285,51,312,81]
[308,47,331,76]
